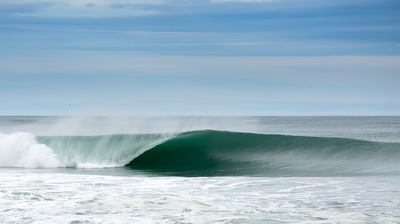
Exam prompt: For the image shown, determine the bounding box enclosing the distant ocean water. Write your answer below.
[1,116,399,223]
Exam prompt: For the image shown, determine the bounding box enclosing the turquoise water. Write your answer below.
[1,116,399,223]
[32,131,400,176]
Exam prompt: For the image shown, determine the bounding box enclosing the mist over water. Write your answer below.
[1,116,399,141]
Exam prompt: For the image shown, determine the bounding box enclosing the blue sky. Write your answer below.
[0,0,399,115]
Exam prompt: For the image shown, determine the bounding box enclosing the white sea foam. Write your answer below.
[0,132,62,168]
[1,171,399,223]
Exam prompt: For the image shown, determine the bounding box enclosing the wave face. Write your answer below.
[128,130,400,176]
[1,130,399,176]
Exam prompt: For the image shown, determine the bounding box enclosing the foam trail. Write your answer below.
[0,132,62,168]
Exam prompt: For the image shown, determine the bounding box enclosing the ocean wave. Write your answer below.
[1,130,399,176]
[128,130,400,176]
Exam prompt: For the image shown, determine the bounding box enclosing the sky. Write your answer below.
[0,0,399,116]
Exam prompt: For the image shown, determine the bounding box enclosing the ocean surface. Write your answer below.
[1,116,399,223]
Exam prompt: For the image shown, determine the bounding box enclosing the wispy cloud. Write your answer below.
[1,0,399,115]
[1,54,399,115]
[0,0,165,17]
[1,51,399,77]
[0,2,52,16]
[210,0,275,3]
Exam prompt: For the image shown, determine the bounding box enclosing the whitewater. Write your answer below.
[1,116,400,223]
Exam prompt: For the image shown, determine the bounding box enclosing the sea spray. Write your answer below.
[0,132,61,168]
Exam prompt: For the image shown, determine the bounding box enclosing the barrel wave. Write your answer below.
[1,130,399,176]
[128,130,400,176]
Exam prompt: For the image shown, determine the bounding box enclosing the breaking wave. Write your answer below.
[1,130,399,176]
[0,132,61,168]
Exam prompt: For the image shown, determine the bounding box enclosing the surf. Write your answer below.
[0,132,61,168]
[0,130,399,176]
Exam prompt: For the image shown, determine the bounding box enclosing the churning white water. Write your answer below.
[1,170,399,223]
[0,132,61,168]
